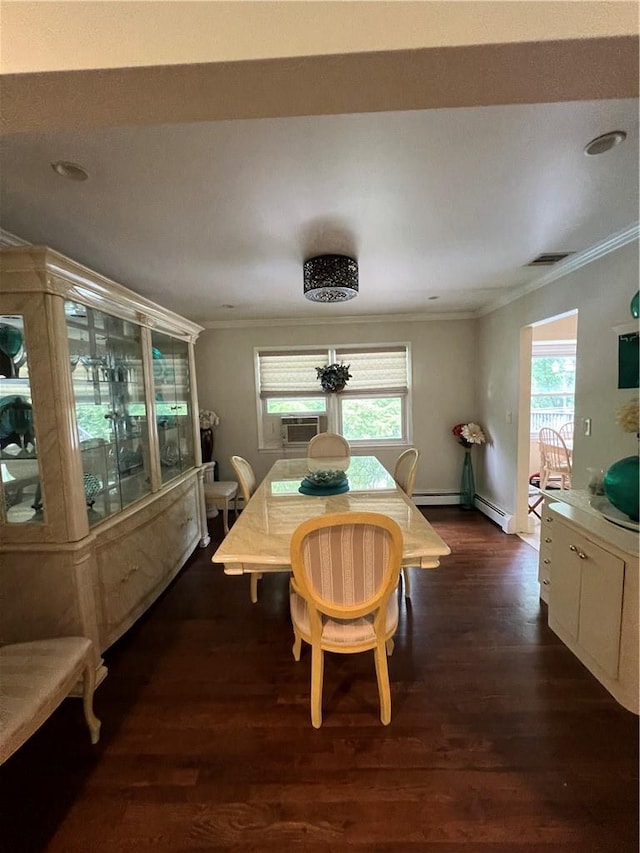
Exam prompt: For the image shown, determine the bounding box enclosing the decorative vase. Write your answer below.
[460,448,475,510]
[604,455,639,522]
[200,427,214,463]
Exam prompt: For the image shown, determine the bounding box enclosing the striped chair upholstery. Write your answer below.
[289,512,403,728]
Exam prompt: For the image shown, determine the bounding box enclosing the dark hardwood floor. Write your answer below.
[1,508,637,852]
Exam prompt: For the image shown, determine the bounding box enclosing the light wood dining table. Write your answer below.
[211,455,451,576]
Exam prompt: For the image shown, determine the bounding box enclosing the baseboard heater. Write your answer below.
[414,491,515,534]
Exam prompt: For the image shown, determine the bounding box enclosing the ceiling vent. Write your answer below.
[526,252,574,267]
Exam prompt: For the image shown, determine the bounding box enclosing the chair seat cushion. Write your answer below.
[0,637,92,763]
[290,592,398,645]
[203,481,237,499]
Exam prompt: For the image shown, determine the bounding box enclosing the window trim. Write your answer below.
[255,343,412,450]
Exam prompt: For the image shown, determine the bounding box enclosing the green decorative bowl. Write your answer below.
[303,469,348,488]
[604,455,639,522]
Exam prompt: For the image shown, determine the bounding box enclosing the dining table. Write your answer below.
[212,455,451,577]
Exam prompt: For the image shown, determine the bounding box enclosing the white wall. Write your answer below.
[476,240,639,518]
[195,318,476,491]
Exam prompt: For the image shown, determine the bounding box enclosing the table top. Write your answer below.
[212,455,451,571]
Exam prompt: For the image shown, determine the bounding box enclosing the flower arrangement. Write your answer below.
[616,398,639,435]
[199,409,220,430]
[316,362,352,393]
[452,422,486,448]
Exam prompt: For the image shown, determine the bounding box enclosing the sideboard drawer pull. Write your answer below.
[543,558,550,565]
[578,551,588,560]
[569,544,577,552]
[544,537,552,544]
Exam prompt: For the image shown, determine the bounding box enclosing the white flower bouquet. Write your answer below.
[452,421,486,448]
[199,409,220,430]
[616,399,639,434]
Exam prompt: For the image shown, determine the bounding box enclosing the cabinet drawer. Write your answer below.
[96,479,199,643]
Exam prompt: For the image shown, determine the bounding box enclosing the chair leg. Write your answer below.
[250,573,262,604]
[292,629,302,662]
[81,660,101,745]
[402,566,411,599]
[222,499,229,535]
[310,644,324,728]
[374,641,392,725]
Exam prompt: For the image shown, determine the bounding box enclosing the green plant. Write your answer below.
[316,362,352,392]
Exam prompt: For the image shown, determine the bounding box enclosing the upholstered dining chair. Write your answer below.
[538,427,572,490]
[307,432,350,459]
[202,462,238,535]
[289,511,403,728]
[230,455,288,603]
[393,448,420,599]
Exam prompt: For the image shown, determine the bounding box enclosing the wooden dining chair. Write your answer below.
[307,432,350,459]
[230,455,288,603]
[393,448,420,600]
[538,427,572,490]
[289,511,403,728]
[558,421,574,445]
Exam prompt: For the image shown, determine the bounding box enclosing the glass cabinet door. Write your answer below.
[151,331,195,484]
[0,314,43,524]
[66,302,152,525]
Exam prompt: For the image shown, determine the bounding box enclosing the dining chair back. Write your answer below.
[393,448,419,497]
[538,427,572,490]
[229,455,287,603]
[289,511,403,727]
[558,421,574,445]
[230,455,257,505]
[307,432,350,459]
[392,448,420,599]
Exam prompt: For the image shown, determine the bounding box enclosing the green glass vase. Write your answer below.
[460,449,475,510]
[604,455,639,522]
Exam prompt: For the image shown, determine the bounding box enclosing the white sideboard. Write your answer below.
[539,491,638,714]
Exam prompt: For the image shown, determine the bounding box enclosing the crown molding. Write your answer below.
[200,310,475,330]
[477,222,640,317]
[0,227,30,247]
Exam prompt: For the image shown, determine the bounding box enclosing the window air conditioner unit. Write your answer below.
[281,416,323,445]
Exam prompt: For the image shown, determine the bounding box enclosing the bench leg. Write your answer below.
[82,660,102,745]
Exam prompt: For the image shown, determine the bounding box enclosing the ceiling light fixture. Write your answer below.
[584,131,626,156]
[303,254,358,303]
[51,161,89,181]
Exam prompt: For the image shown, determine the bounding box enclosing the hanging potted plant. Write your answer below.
[316,362,352,393]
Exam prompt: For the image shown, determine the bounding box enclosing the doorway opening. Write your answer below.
[517,311,578,549]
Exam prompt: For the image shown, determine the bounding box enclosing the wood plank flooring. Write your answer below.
[1,508,637,852]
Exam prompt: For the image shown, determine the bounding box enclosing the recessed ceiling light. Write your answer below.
[51,161,89,181]
[584,131,626,156]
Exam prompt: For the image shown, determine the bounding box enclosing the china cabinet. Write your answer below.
[0,247,208,684]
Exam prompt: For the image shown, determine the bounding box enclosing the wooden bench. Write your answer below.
[0,637,101,765]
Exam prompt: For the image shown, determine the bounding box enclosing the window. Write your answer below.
[256,344,411,449]
[530,339,576,435]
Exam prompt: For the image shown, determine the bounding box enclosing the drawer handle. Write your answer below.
[544,537,552,543]
[543,558,550,565]
[569,544,577,552]
[542,579,550,585]
[545,517,553,523]
[121,566,139,583]
[578,551,588,560]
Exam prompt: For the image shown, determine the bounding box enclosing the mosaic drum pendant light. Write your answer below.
[303,254,359,303]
